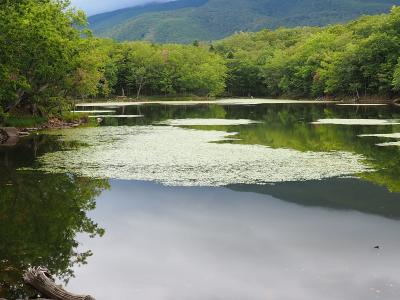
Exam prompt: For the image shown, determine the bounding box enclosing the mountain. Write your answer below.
[88,0,400,43]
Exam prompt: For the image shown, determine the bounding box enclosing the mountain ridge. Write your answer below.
[88,0,208,33]
[88,0,400,43]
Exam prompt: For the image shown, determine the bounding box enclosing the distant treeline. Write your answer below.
[216,7,400,99]
[1,0,400,118]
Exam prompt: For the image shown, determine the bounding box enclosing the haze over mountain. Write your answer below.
[88,0,400,43]
[70,0,172,15]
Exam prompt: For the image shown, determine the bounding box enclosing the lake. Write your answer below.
[1,100,400,300]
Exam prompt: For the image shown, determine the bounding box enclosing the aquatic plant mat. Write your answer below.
[29,126,371,186]
[70,110,116,113]
[312,119,400,125]
[76,98,336,107]
[88,115,144,118]
[158,118,260,126]
[359,133,400,139]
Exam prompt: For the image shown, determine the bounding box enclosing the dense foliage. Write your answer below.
[0,0,89,115]
[112,42,226,98]
[216,6,400,99]
[0,0,226,117]
[88,0,400,43]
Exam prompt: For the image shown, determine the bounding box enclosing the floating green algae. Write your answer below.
[27,126,372,186]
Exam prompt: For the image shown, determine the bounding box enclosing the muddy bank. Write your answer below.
[0,127,19,146]
[0,117,87,146]
[0,129,8,144]
[22,117,87,131]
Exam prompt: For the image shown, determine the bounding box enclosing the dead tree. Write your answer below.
[23,267,95,300]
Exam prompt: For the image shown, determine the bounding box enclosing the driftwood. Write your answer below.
[23,267,95,300]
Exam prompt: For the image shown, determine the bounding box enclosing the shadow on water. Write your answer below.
[0,136,109,299]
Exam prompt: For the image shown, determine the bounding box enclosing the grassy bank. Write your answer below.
[0,112,92,129]
[2,115,48,128]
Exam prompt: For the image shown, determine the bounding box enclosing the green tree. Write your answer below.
[0,0,90,115]
[117,42,163,99]
[394,59,400,91]
[112,43,227,98]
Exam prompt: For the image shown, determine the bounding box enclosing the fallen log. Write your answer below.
[2,127,18,138]
[23,267,95,300]
[0,127,19,146]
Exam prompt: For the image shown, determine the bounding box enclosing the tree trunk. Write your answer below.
[23,267,95,300]
[5,89,25,112]
[136,83,143,100]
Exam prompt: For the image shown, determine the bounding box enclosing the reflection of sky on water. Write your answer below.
[69,180,400,300]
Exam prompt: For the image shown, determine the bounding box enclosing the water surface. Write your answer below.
[1,101,400,299]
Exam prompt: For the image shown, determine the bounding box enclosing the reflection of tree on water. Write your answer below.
[70,103,400,192]
[138,103,400,192]
[230,178,400,220]
[185,104,400,193]
[0,136,109,299]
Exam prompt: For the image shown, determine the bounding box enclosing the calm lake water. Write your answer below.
[2,101,400,299]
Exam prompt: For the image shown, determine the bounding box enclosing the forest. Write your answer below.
[1,0,400,120]
[216,10,400,99]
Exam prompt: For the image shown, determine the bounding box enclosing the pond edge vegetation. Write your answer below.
[1,1,400,128]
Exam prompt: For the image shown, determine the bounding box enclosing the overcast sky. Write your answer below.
[70,0,172,15]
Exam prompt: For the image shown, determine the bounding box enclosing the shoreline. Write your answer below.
[1,97,398,146]
[0,117,88,146]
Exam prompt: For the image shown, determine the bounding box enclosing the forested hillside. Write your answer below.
[0,0,227,122]
[88,0,400,43]
[215,8,400,99]
[2,0,400,125]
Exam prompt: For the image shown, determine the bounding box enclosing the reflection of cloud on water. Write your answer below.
[69,181,400,300]
[31,126,371,186]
